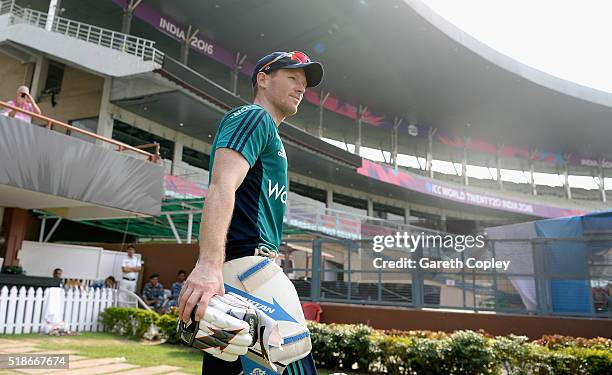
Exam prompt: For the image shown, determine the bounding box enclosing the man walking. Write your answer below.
[178,51,323,374]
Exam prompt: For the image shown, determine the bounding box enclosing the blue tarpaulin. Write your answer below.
[534,211,612,314]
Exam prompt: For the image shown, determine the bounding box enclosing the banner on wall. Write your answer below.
[112,0,255,75]
[357,159,586,218]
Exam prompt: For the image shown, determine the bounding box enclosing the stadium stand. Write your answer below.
[0,1,610,345]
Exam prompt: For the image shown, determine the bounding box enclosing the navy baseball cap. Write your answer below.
[252,51,324,88]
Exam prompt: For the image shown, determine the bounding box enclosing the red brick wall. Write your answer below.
[320,302,612,339]
[101,243,199,288]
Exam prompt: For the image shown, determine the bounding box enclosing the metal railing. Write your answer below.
[0,1,164,65]
[285,203,441,241]
[280,237,612,319]
[116,289,153,311]
[1,101,160,163]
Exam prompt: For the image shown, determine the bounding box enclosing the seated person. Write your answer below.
[168,270,186,308]
[105,276,116,288]
[142,273,165,311]
[64,279,82,288]
[52,268,64,287]
[52,268,63,279]
[93,276,117,289]
[52,268,82,289]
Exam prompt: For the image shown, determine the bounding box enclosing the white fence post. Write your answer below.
[97,288,106,332]
[64,288,75,331]
[0,286,9,334]
[6,287,18,334]
[98,288,113,331]
[77,288,87,332]
[0,286,117,335]
[22,287,35,334]
[14,287,26,334]
[84,288,95,331]
[32,288,44,333]
[91,288,101,332]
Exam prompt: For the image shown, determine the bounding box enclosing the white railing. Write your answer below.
[285,204,442,240]
[116,289,153,311]
[164,160,210,189]
[0,286,116,334]
[0,1,164,64]
[0,0,14,15]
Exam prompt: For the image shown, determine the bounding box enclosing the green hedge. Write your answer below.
[100,307,180,343]
[99,308,611,374]
[308,323,612,375]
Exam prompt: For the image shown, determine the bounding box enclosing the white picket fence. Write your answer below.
[0,286,116,334]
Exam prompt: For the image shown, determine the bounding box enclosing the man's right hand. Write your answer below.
[178,261,224,323]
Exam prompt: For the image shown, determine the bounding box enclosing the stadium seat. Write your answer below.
[301,302,322,322]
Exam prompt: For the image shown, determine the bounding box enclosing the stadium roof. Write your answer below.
[140,0,612,159]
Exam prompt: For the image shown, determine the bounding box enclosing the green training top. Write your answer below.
[208,104,288,259]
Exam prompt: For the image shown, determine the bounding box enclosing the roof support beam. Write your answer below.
[426,127,436,178]
[44,218,62,242]
[391,117,403,169]
[529,150,538,196]
[462,136,470,186]
[439,212,447,233]
[166,214,183,244]
[231,52,247,94]
[96,77,114,143]
[380,145,388,164]
[354,105,367,156]
[171,141,183,176]
[187,213,193,244]
[404,206,411,225]
[39,217,46,242]
[45,0,60,32]
[318,92,330,138]
[598,157,607,203]
[326,189,333,208]
[121,0,143,34]
[496,143,504,190]
[563,154,572,200]
[180,25,199,65]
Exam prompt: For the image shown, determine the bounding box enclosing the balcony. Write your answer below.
[0,1,163,77]
[0,101,164,217]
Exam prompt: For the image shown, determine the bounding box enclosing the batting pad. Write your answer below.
[223,256,312,368]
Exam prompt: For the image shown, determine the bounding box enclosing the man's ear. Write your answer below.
[256,71,267,90]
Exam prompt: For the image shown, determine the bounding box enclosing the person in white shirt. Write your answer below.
[120,245,141,292]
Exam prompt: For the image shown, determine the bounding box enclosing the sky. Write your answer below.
[416,0,612,189]
[321,0,612,190]
[421,0,612,94]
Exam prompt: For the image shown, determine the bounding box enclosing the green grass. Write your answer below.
[19,333,203,374]
[4,333,366,374]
